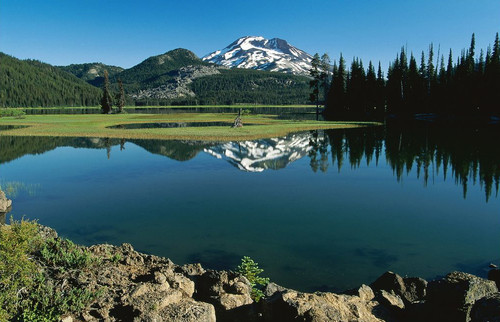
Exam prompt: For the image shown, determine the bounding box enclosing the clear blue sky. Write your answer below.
[1,0,499,70]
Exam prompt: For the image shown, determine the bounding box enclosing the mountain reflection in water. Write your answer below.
[1,120,500,292]
[0,121,499,199]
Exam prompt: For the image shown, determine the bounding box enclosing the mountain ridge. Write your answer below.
[202,36,313,75]
[2,37,313,107]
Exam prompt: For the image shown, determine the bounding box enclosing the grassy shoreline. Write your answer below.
[0,113,380,141]
[6,104,320,110]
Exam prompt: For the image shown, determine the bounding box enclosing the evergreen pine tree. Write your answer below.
[309,53,321,118]
[347,58,366,115]
[376,62,385,114]
[485,33,500,114]
[446,50,454,83]
[320,53,331,102]
[407,54,420,113]
[366,61,377,114]
[100,70,113,114]
[326,54,347,117]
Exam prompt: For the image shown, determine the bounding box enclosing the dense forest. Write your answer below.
[189,69,310,105]
[321,33,500,119]
[0,53,101,107]
[2,32,499,110]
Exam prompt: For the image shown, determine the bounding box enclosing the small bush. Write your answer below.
[236,256,270,302]
[110,253,122,264]
[0,108,26,118]
[0,219,103,321]
[20,272,102,322]
[0,218,42,320]
[40,238,100,270]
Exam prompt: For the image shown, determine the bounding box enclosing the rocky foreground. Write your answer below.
[2,191,500,321]
[34,227,499,322]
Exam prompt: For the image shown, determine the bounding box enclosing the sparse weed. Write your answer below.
[110,253,122,264]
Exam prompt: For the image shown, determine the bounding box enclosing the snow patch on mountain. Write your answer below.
[202,36,313,75]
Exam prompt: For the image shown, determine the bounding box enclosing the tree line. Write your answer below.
[312,33,500,119]
[0,53,101,107]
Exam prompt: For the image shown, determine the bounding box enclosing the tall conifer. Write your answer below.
[100,70,113,114]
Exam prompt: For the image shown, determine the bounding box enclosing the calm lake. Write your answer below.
[1,121,499,292]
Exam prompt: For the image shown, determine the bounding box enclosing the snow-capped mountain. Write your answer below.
[203,36,313,75]
[203,133,313,172]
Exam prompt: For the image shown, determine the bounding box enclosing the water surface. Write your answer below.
[1,122,499,292]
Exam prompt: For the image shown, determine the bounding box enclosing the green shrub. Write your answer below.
[0,108,26,118]
[0,218,42,320]
[0,219,103,321]
[236,256,270,302]
[40,238,100,270]
[20,272,102,322]
[110,253,122,264]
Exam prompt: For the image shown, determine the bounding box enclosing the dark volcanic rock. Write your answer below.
[261,289,384,322]
[370,271,427,305]
[427,271,498,321]
[378,290,405,311]
[488,268,500,289]
[371,271,406,296]
[402,277,428,303]
[263,282,287,297]
[470,292,500,322]
[194,270,255,321]
[23,224,500,322]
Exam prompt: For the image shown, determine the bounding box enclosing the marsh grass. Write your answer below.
[0,113,378,141]
[16,104,317,110]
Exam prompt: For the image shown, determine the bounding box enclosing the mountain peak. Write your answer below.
[202,36,313,75]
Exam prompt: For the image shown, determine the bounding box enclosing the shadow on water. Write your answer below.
[0,125,27,131]
[186,249,242,271]
[354,247,399,268]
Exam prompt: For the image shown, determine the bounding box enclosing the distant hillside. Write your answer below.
[2,47,312,108]
[0,53,101,107]
[118,48,209,84]
[58,63,124,86]
[190,69,310,105]
[118,49,311,105]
